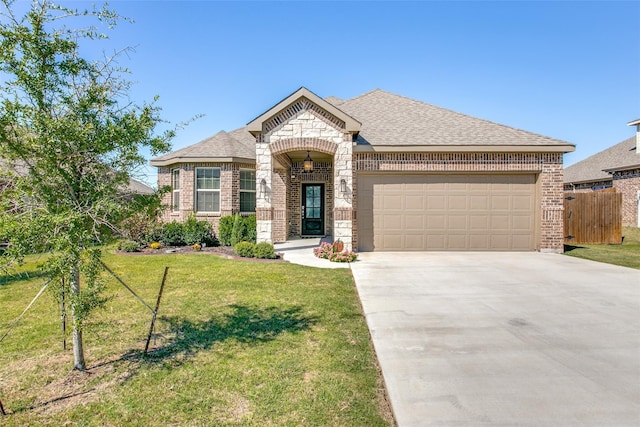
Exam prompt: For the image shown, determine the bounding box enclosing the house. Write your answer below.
[0,158,155,195]
[564,119,640,227]
[151,87,574,252]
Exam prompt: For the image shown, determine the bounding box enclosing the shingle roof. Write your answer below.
[563,136,639,184]
[0,158,155,194]
[152,88,573,165]
[338,89,571,148]
[150,130,255,166]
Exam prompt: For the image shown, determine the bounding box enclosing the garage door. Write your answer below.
[357,174,536,251]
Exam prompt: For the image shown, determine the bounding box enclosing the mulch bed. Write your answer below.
[117,245,284,262]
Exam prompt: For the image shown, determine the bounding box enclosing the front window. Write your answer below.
[172,169,180,212]
[240,169,256,213]
[195,167,220,212]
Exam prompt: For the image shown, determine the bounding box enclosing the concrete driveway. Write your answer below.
[350,252,640,427]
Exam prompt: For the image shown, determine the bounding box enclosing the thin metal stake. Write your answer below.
[0,397,5,415]
[61,278,66,351]
[144,267,169,355]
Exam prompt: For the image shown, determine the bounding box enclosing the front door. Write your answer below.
[302,184,324,236]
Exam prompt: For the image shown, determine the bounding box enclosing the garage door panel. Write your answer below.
[357,174,536,251]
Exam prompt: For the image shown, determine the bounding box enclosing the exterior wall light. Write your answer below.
[303,151,314,172]
[260,178,267,196]
[340,178,347,194]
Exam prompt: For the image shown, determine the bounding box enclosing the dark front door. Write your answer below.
[302,184,324,236]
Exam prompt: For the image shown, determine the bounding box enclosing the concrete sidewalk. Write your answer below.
[273,237,350,269]
[351,252,640,426]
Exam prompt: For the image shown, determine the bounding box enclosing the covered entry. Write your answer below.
[357,174,537,251]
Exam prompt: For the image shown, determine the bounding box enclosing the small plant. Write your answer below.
[183,215,218,246]
[313,242,335,259]
[313,242,357,263]
[329,251,358,263]
[254,241,276,259]
[234,241,255,258]
[117,240,139,253]
[192,243,202,251]
[149,242,162,250]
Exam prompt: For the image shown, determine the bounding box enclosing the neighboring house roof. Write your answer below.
[563,136,638,184]
[0,158,155,195]
[151,88,574,166]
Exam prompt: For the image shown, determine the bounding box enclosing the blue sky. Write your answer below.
[15,1,640,186]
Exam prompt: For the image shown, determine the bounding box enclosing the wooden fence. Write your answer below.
[564,191,622,245]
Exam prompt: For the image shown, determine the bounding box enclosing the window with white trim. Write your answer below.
[195,167,220,213]
[171,169,180,212]
[239,169,256,213]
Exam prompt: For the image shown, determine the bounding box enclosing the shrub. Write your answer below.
[149,242,162,250]
[218,216,234,246]
[230,214,246,247]
[244,215,257,243]
[234,241,255,258]
[254,241,276,259]
[161,221,185,246]
[183,215,218,246]
[192,243,202,251]
[117,240,139,252]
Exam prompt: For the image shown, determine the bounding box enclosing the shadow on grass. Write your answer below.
[563,244,586,253]
[125,304,317,364]
[0,269,49,286]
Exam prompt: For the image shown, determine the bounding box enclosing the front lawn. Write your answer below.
[564,226,640,269]
[0,251,393,426]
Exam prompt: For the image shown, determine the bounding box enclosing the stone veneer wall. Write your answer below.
[352,152,565,253]
[156,162,255,235]
[613,169,640,226]
[256,100,353,248]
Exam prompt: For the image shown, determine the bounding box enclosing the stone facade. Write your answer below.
[255,98,353,248]
[613,169,640,226]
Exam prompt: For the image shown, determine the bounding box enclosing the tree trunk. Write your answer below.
[70,263,86,370]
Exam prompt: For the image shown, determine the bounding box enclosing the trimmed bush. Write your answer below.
[219,214,256,246]
[117,240,139,252]
[218,216,234,246]
[254,241,276,259]
[234,241,255,258]
[244,215,257,243]
[183,215,218,246]
[161,221,185,246]
[149,242,162,250]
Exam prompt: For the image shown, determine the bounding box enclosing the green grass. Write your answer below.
[0,251,393,426]
[564,226,640,269]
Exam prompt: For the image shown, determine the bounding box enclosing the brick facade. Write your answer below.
[353,152,565,252]
[613,169,640,226]
[156,162,255,234]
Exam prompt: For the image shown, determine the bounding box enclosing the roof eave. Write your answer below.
[150,156,256,167]
[602,163,640,173]
[627,118,640,127]
[353,144,575,154]
[246,87,362,135]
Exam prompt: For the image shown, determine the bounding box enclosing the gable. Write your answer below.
[246,87,361,136]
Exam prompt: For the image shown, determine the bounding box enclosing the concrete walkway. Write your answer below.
[274,237,349,269]
[351,252,640,427]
